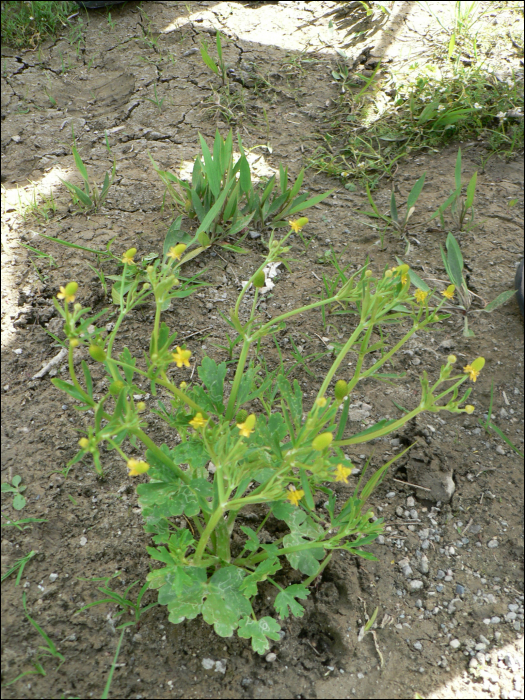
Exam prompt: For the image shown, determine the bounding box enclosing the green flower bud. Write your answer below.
[365,269,373,278]
[89,344,107,362]
[235,409,248,424]
[252,270,266,288]
[334,380,349,401]
[109,380,125,395]
[471,357,485,372]
[312,432,333,451]
[136,401,146,412]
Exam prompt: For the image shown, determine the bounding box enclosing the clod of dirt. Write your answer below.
[405,439,455,503]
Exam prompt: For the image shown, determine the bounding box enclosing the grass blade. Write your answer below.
[464,171,477,209]
[482,289,516,312]
[446,232,464,288]
[454,148,462,190]
[406,173,426,211]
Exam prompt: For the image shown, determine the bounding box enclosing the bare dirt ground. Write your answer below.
[1,2,524,699]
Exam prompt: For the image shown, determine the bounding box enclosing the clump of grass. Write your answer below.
[1,1,78,49]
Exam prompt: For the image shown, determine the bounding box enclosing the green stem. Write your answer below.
[303,553,332,586]
[193,506,225,564]
[225,338,251,421]
[316,323,365,400]
[253,296,337,341]
[68,345,95,405]
[335,405,421,446]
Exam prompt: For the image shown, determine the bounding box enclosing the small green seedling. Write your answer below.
[59,144,116,211]
[200,30,227,85]
[479,381,523,458]
[431,148,478,230]
[2,475,27,510]
[360,174,426,252]
[1,517,48,532]
[3,592,65,686]
[144,82,165,114]
[1,550,36,585]
[439,232,516,336]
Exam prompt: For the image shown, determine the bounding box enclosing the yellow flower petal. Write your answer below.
[442,284,455,300]
[167,243,187,261]
[237,414,256,438]
[286,489,304,506]
[171,346,192,368]
[189,413,207,429]
[463,364,480,382]
[414,289,428,304]
[127,459,150,476]
[334,464,352,483]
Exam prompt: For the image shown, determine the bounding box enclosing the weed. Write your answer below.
[1,1,78,49]
[430,148,478,231]
[3,592,65,685]
[1,517,48,532]
[144,83,166,114]
[150,129,333,253]
[59,144,116,211]
[1,550,37,585]
[1,475,27,510]
[53,220,484,654]
[199,30,228,85]
[479,381,524,458]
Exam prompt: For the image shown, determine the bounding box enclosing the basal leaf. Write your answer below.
[239,558,281,597]
[274,583,310,619]
[237,616,281,654]
[202,566,252,637]
[197,356,227,413]
[282,532,325,576]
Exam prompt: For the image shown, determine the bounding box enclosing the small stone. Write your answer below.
[386,491,396,498]
[265,653,277,662]
[450,639,461,649]
[390,438,400,446]
[490,617,501,624]
[475,643,487,651]
[436,570,445,580]
[508,604,519,612]
[202,658,214,670]
[487,539,499,549]
[495,445,505,455]
[456,584,465,596]
[395,506,404,517]
[478,635,490,645]
[79,536,87,546]
[406,496,415,508]
[214,660,227,674]
[410,580,424,591]
[419,528,430,540]
[417,556,429,575]
[499,408,509,419]
[402,565,413,577]
[12,135,21,143]
[49,573,58,582]
[249,231,261,239]
[505,612,517,621]
[13,348,23,355]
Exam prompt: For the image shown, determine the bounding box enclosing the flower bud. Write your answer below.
[78,438,89,449]
[384,270,393,279]
[334,380,349,401]
[74,303,82,312]
[235,409,248,424]
[65,281,78,297]
[125,247,137,258]
[315,397,327,407]
[447,355,457,364]
[252,269,266,288]
[109,380,125,395]
[312,432,333,451]
[470,357,485,372]
[89,344,107,362]
[70,338,80,348]
[142,283,151,291]
[396,264,410,276]
[136,401,146,412]
[365,269,373,278]
[464,405,475,414]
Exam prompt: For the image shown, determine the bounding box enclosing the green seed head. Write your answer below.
[334,380,349,401]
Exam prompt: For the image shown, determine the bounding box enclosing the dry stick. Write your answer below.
[392,478,431,492]
[31,347,68,380]
[314,333,329,347]
[180,326,213,341]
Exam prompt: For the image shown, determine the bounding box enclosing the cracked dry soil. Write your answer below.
[1,2,524,699]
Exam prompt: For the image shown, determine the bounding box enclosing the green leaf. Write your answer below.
[51,378,88,403]
[482,289,516,312]
[197,357,227,413]
[59,178,93,207]
[282,532,325,576]
[237,616,281,655]
[199,133,221,198]
[433,109,473,129]
[390,190,398,223]
[119,347,136,383]
[157,567,207,622]
[274,583,310,619]
[299,470,315,510]
[202,567,252,637]
[13,494,26,510]
[465,171,477,210]
[239,155,251,194]
[448,31,456,59]
[239,558,281,597]
[446,232,464,288]
[240,526,260,552]
[283,189,334,217]
[277,376,303,429]
[199,42,219,75]
[418,101,439,124]
[195,178,234,237]
[406,173,426,211]
[395,257,430,291]
[72,145,90,191]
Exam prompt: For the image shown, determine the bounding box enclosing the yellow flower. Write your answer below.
[189,413,208,430]
[463,364,479,382]
[179,381,188,390]
[287,488,304,506]
[401,274,409,285]
[463,357,485,382]
[78,438,89,449]
[57,281,78,303]
[414,289,428,304]
[464,405,475,414]
[121,247,137,265]
[442,284,455,300]
[127,458,150,476]
[289,217,308,233]
[315,397,327,408]
[334,464,352,483]
[136,401,146,412]
[237,413,256,438]
[167,244,187,261]
[171,346,192,368]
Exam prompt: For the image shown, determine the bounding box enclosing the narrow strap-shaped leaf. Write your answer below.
[59,178,92,207]
[299,469,315,510]
[199,133,220,198]
[464,171,477,209]
[406,173,426,211]
[288,168,304,198]
[72,145,90,193]
[446,232,464,288]
[454,148,462,190]
[390,190,398,223]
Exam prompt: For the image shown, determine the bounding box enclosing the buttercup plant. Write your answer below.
[53,221,484,654]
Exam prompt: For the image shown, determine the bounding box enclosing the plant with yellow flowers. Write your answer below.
[52,220,485,654]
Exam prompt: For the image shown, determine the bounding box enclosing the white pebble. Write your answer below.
[450,639,460,649]
[265,653,277,662]
[49,573,58,582]
[79,537,87,546]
